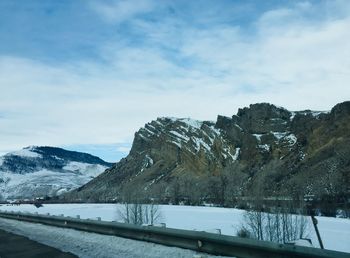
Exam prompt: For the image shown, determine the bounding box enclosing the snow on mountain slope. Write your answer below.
[63,162,107,177]
[0,146,112,200]
[7,146,42,158]
[140,117,237,160]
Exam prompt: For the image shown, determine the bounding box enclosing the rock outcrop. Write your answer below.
[64,102,350,204]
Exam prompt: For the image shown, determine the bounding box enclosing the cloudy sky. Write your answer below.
[1,0,349,161]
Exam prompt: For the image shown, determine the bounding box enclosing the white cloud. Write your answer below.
[89,0,155,23]
[1,1,350,156]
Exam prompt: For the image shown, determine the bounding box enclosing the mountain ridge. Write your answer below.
[62,102,349,207]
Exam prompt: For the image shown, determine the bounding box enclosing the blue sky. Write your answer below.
[1,0,350,161]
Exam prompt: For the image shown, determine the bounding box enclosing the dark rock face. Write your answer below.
[65,102,350,203]
[236,103,291,133]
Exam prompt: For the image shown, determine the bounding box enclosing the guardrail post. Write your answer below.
[312,215,324,249]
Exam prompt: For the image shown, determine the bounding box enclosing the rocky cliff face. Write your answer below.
[65,102,350,204]
[0,146,113,200]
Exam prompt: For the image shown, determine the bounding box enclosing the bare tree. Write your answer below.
[117,187,163,225]
[239,204,310,244]
[238,178,310,244]
[117,202,163,225]
[142,203,163,225]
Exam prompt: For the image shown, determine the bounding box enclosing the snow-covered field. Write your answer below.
[0,204,349,253]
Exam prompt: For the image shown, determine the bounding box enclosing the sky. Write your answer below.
[0,0,350,162]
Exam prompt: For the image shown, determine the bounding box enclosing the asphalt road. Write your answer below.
[0,228,77,258]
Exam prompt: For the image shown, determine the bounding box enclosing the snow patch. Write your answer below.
[154,120,164,126]
[162,117,203,129]
[234,124,243,131]
[7,147,42,159]
[56,188,69,195]
[223,147,240,161]
[143,127,156,135]
[178,118,203,129]
[291,110,330,120]
[258,144,270,151]
[146,155,153,166]
[271,132,297,146]
[146,124,156,130]
[137,155,154,176]
[52,155,64,161]
[290,112,296,121]
[285,134,297,145]
[311,111,330,117]
[252,134,263,142]
[169,131,190,142]
[167,140,182,148]
[179,125,189,132]
[271,132,288,140]
[63,162,107,177]
[229,147,240,161]
[144,174,165,190]
[192,137,211,152]
[209,125,221,135]
[138,133,150,141]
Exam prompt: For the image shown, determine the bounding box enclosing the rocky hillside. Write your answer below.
[64,102,350,205]
[0,146,113,200]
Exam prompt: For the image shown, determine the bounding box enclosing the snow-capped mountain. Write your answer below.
[0,146,113,200]
[65,101,350,204]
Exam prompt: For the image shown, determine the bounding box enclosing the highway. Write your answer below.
[0,227,77,258]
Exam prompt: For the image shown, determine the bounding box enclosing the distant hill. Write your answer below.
[0,146,113,200]
[64,102,350,208]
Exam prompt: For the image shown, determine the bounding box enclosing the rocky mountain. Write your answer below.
[0,146,113,200]
[64,102,350,206]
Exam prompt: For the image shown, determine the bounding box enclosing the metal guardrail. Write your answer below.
[0,211,349,258]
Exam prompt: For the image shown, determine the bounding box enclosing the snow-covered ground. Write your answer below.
[0,218,226,258]
[0,204,349,253]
